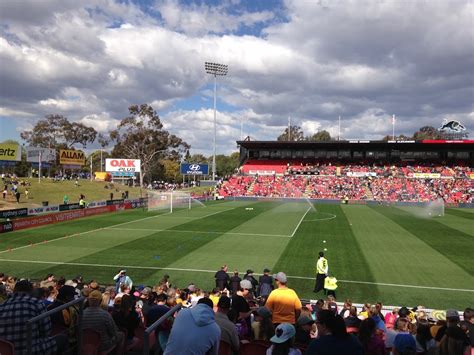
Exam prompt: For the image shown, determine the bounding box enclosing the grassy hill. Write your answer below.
[0,178,145,210]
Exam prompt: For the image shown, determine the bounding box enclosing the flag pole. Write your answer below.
[392,114,396,140]
[338,115,341,141]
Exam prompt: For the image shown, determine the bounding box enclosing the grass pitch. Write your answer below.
[0,200,472,309]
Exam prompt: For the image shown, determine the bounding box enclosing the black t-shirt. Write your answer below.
[231,294,250,314]
[146,304,170,328]
[229,276,241,293]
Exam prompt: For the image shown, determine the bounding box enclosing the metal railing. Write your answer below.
[26,297,85,355]
[143,304,182,355]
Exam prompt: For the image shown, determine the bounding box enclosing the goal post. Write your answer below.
[147,191,192,213]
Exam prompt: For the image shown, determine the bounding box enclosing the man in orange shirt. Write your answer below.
[265,272,302,326]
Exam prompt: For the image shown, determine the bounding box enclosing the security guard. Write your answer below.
[324,276,338,297]
[313,251,328,293]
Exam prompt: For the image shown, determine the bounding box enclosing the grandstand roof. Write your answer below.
[237,139,474,150]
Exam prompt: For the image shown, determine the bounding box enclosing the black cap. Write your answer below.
[246,269,254,274]
[263,268,270,273]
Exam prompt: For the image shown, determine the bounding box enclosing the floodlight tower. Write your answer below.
[205,62,228,181]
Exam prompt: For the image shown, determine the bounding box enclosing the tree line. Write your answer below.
[7,104,239,183]
[3,104,464,183]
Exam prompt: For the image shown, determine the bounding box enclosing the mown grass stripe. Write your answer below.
[445,208,474,220]
[273,204,380,303]
[20,201,282,283]
[369,205,474,275]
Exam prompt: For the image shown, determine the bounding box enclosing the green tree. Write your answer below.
[277,125,304,141]
[215,152,240,177]
[21,114,97,149]
[110,104,190,187]
[381,134,413,141]
[160,159,181,181]
[307,130,332,141]
[413,126,442,140]
[187,154,209,164]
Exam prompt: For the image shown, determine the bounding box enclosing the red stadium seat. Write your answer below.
[239,340,269,355]
[0,339,15,355]
[219,340,232,355]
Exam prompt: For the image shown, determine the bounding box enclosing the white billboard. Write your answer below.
[26,147,56,162]
[105,158,141,177]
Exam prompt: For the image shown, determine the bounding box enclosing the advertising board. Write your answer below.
[0,143,21,161]
[59,149,85,165]
[0,208,28,219]
[180,163,209,175]
[106,159,141,177]
[26,147,56,162]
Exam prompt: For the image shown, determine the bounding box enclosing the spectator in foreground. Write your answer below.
[265,272,302,326]
[252,306,274,341]
[0,279,68,354]
[306,310,363,355]
[295,315,315,346]
[113,269,133,293]
[214,296,239,353]
[358,318,387,355]
[164,297,220,355]
[266,323,301,355]
[82,290,124,354]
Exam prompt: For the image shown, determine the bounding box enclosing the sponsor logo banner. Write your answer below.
[106,159,140,177]
[87,200,107,208]
[26,147,56,163]
[346,172,377,177]
[0,221,14,233]
[28,205,60,216]
[106,199,125,206]
[59,149,85,165]
[0,143,21,161]
[59,203,80,211]
[411,173,441,179]
[0,208,28,219]
[180,163,209,175]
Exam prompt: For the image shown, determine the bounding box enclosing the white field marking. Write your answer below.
[303,213,337,222]
[104,228,291,238]
[0,258,472,293]
[290,206,312,238]
[0,206,237,255]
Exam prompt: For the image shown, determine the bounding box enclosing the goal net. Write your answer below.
[147,191,192,213]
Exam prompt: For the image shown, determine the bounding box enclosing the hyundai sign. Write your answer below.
[180,163,209,175]
[106,158,141,177]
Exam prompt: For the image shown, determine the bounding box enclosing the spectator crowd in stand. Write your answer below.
[0,269,472,355]
[219,162,473,204]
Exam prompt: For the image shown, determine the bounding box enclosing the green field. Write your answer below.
[0,200,472,309]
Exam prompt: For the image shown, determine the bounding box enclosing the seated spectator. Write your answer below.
[266,323,301,355]
[112,294,141,347]
[252,306,275,341]
[393,333,416,355]
[385,308,398,330]
[339,299,352,319]
[463,307,474,347]
[358,318,387,355]
[215,296,239,353]
[385,317,411,349]
[164,298,220,355]
[48,285,79,348]
[146,293,172,352]
[436,309,470,355]
[306,310,363,355]
[415,320,436,353]
[0,279,68,354]
[344,306,362,329]
[231,279,254,336]
[295,316,315,346]
[82,290,125,354]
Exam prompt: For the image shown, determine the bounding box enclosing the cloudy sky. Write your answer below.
[0,0,473,155]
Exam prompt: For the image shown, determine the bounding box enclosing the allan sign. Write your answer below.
[180,163,209,175]
[106,159,141,177]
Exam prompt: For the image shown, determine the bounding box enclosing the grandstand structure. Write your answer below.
[219,139,473,204]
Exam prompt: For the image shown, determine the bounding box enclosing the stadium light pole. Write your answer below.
[205,62,228,181]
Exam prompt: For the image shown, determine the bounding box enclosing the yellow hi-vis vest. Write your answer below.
[324,277,338,290]
[316,257,328,274]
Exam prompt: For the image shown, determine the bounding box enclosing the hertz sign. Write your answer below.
[0,143,21,161]
[59,149,85,165]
